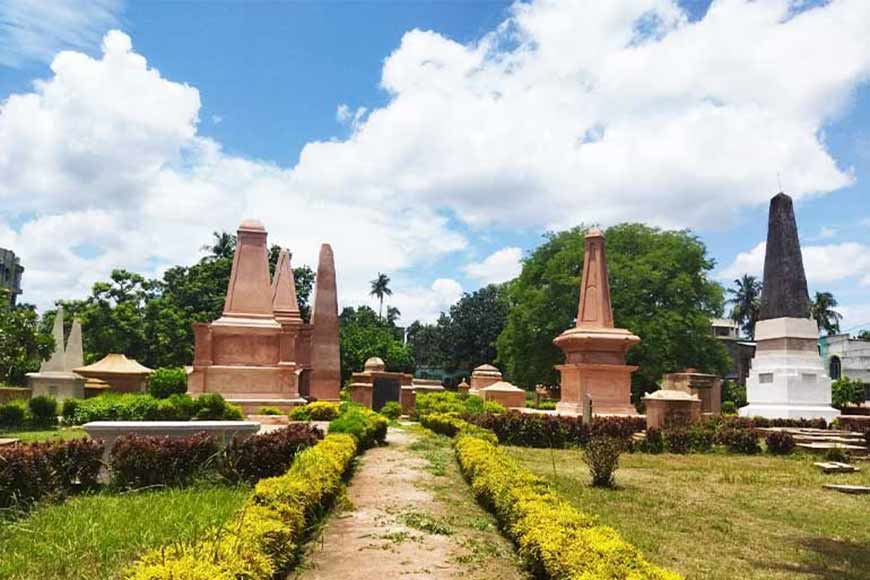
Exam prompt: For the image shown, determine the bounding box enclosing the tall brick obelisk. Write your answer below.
[309,244,341,401]
[739,193,839,420]
[553,228,640,416]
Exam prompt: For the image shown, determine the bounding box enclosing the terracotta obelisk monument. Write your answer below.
[739,193,839,420]
[309,244,341,401]
[553,229,640,416]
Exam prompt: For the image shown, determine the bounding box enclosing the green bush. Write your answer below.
[259,406,282,416]
[721,401,737,415]
[0,400,27,429]
[28,396,58,428]
[380,401,401,420]
[328,406,387,448]
[823,447,850,463]
[721,380,747,409]
[61,393,240,425]
[832,377,865,409]
[420,412,498,445]
[415,391,505,420]
[125,433,358,580]
[455,435,680,579]
[147,367,188,399]
[289,401,341,421]
[583,436,622,487]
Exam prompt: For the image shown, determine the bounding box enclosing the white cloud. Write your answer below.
[719,241,870,286]
[464,247,522,284]
[360,277,463,324]
[813,226,838,240]
[0,0,122,67]
[4,0,870,319]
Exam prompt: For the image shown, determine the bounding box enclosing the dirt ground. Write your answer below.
[292,427,527,580]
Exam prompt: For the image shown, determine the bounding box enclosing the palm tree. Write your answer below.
[201,231,236,260]
[369,273,392,319]
[727,274,762,339]
[811,291,842,335]
[386,306,401,325]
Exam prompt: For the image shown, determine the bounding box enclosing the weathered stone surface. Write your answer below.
[271,248,302,325]
[63,319,84,370]
[554,229,639,416]
[309,244,341,401]
[220,219,276,322]
[759,193,811,320]
[41,305,66,372]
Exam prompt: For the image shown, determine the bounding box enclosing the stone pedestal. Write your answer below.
[740,318,839,421]
[644,390,701,429]
[29,373,85,401]
[554,229,640,416]
[481,380,526,408]
[662,369,722,415]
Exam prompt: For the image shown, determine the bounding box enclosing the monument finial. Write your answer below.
[221,219,275,319]
[41,305,66,372]
[272,248,302,324]
[759,192,810,320]
[576,228,614,329]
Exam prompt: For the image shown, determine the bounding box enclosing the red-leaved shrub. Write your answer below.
[110,432,219,489]
[222,424,323,483]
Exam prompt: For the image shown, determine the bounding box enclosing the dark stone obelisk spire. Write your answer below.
[759,193,810,321]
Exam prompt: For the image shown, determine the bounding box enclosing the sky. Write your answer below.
[1,0,869,333]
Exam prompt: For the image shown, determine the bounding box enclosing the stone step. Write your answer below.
[814,461,861,474]
[796,442,869,455]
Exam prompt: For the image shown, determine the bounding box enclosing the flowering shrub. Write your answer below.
[222,424,323,483]
[125,433,359,580]
[455,435,680,579]
[109,432,220,489]
[0,438,103,508]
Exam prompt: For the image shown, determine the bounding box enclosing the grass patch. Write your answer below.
[508,446,870,580]
[0,484,248,580]
[0,428,88,442]
[400,510,455,536]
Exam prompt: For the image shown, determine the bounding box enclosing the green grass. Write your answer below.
[0,484,249,580]
[507,447,870,580]
[0,428,88,442]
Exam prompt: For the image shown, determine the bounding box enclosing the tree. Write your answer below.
[811,291,842,336]
[386,306,401,326]
[0,302,54,385]
[201,231,236,260]
[369,273,392,319]
[406,320,447,369]
[441,284,509,373]
[727,274,762,339]
[338,306,413,383]
[858,330,870,341]
[497,224,730,399]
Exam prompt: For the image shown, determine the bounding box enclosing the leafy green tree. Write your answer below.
[811,291,842,336]
[386,306,401,325]
[338,305,413,383]
[831,377,865,409]
[858,330,870,341]
[497,224,730,399]
[369,273,392,319]
[0,302,54,385]
[406,319,447,369]
[201,231,236,260]
[727,274,762,339]
[441,284,509,373]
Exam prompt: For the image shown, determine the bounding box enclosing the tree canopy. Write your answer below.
[496,223,730,397]
[811,291,843,336]
[0,301,53,385]
[727,274,762,339]
[339,305,413,383]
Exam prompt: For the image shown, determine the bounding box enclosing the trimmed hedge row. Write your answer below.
[414,391,505,420]
[0,438,103,508]
[471,411,645,448]
[0,396,59,430]
[455,435,681,580]
[289,401,341,421]
[62,393,243,425]
[420,413,498,445]
[125,433,359,580]
[328,405,387,448]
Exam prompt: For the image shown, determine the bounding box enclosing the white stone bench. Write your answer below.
[83,420,261,463]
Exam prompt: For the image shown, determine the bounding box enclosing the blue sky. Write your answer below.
[1,0,869,332]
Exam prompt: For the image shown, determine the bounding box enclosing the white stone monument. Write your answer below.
[739,194,839,421]
[27,306,86,401]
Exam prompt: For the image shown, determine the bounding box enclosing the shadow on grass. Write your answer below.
[755,537,870,580]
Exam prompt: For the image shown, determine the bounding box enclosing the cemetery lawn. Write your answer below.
[0,483,248,580]
[0,427,88,442]
[508,447,870,580]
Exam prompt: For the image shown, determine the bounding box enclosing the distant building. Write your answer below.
[712,318,755,386]
[819,334,870,401]
[0,248,23,305]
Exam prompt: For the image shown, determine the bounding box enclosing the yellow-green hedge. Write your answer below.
[454,435,681,580]
[420,412,498,445]
[125,433,358,580]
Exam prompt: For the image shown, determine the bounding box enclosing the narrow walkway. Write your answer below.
[293,426,527,580]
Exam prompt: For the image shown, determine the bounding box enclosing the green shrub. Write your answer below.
[328,406,387,448]
[289,401,341,421]
[194,393,229,420]
[27,396,58,428]
[415,391,502,420]
[688,424,715,453]
[61,393,240,425]
[583,436,622,487]
[380,401,401,419]
[454,435,680,579]
[823,447,850,463]
[765,431,796,455]
[147,367,188,399]
[0,400,27,429]
[125,433,358,580]
[259,406,282,416]
[832,377,865,409]
[420,413,498,445]
[721,380,747,408]
[721,401,737,415]
[663,425,692,454]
